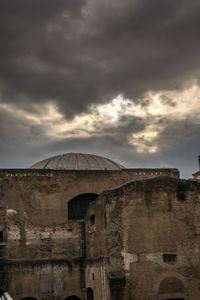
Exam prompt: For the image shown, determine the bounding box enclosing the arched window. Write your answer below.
[159,277,185,300]
[87,288,94,300]
[64,296,81,300]
[68,194,98,220]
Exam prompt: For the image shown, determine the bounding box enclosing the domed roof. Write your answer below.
[30,153,125,170]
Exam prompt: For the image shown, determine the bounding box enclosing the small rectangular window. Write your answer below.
[163,253,177,263]
[90,214,95,225]
[0,231,3,242]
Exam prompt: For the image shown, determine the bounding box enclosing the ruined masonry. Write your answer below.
[0,152,200,300]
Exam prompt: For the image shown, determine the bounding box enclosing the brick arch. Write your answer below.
[158,276,186,300]
[153,272,187,292]
[159,277,185,293]
[65,184,105,205]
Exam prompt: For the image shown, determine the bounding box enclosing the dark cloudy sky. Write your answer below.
[0,0,200,178]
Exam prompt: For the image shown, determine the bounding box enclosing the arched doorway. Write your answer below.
[64,296,81,300]
[87,288,94,300]
[159,277,185,300]
[68,193,98,220]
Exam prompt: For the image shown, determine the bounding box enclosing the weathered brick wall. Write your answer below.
[0,168,179,300]
[0,168,179,259]
[3,261,82,300]
[86,177,200,300]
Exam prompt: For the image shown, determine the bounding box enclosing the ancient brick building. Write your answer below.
[0,152,200,300]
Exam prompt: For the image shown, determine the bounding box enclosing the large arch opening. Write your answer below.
[68,193,98,220]
[159,277,185,300]
[64,296,81,300]
[87,288,94,300]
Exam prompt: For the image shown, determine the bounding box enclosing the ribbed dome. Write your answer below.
[30,153,125,170]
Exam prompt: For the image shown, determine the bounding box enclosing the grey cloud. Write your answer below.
[160,95,176,107]
[147,118,200,177]
[0,105,199,178]
[0,0,200,177]
[1,0,200,116]
[0,108,52,167]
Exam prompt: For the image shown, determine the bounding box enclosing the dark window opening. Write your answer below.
[162,299,184,300]
[21,298,38,300]
[177,191,186,202]
[163,254,177,263]
[0,231,4,242]
[87,288,94,300]
[68,193,98,220]
[64,297,81,300]
[92,273,95,280]
[90,215,95,225]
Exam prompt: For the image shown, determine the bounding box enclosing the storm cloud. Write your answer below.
[0,0,200,177]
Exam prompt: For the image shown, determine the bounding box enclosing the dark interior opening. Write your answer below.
[68,193,98,220]
[90,214,95,225]
[0,231,3,242]
[64,297,81,300]
[163,253,177,263]
[162,298,184,300]
[21,298,38,300]
[87,288,94,300]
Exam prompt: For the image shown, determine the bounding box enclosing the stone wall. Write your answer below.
[0,168,179,300]
[2,261,82,300]
[86,177,200,300]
